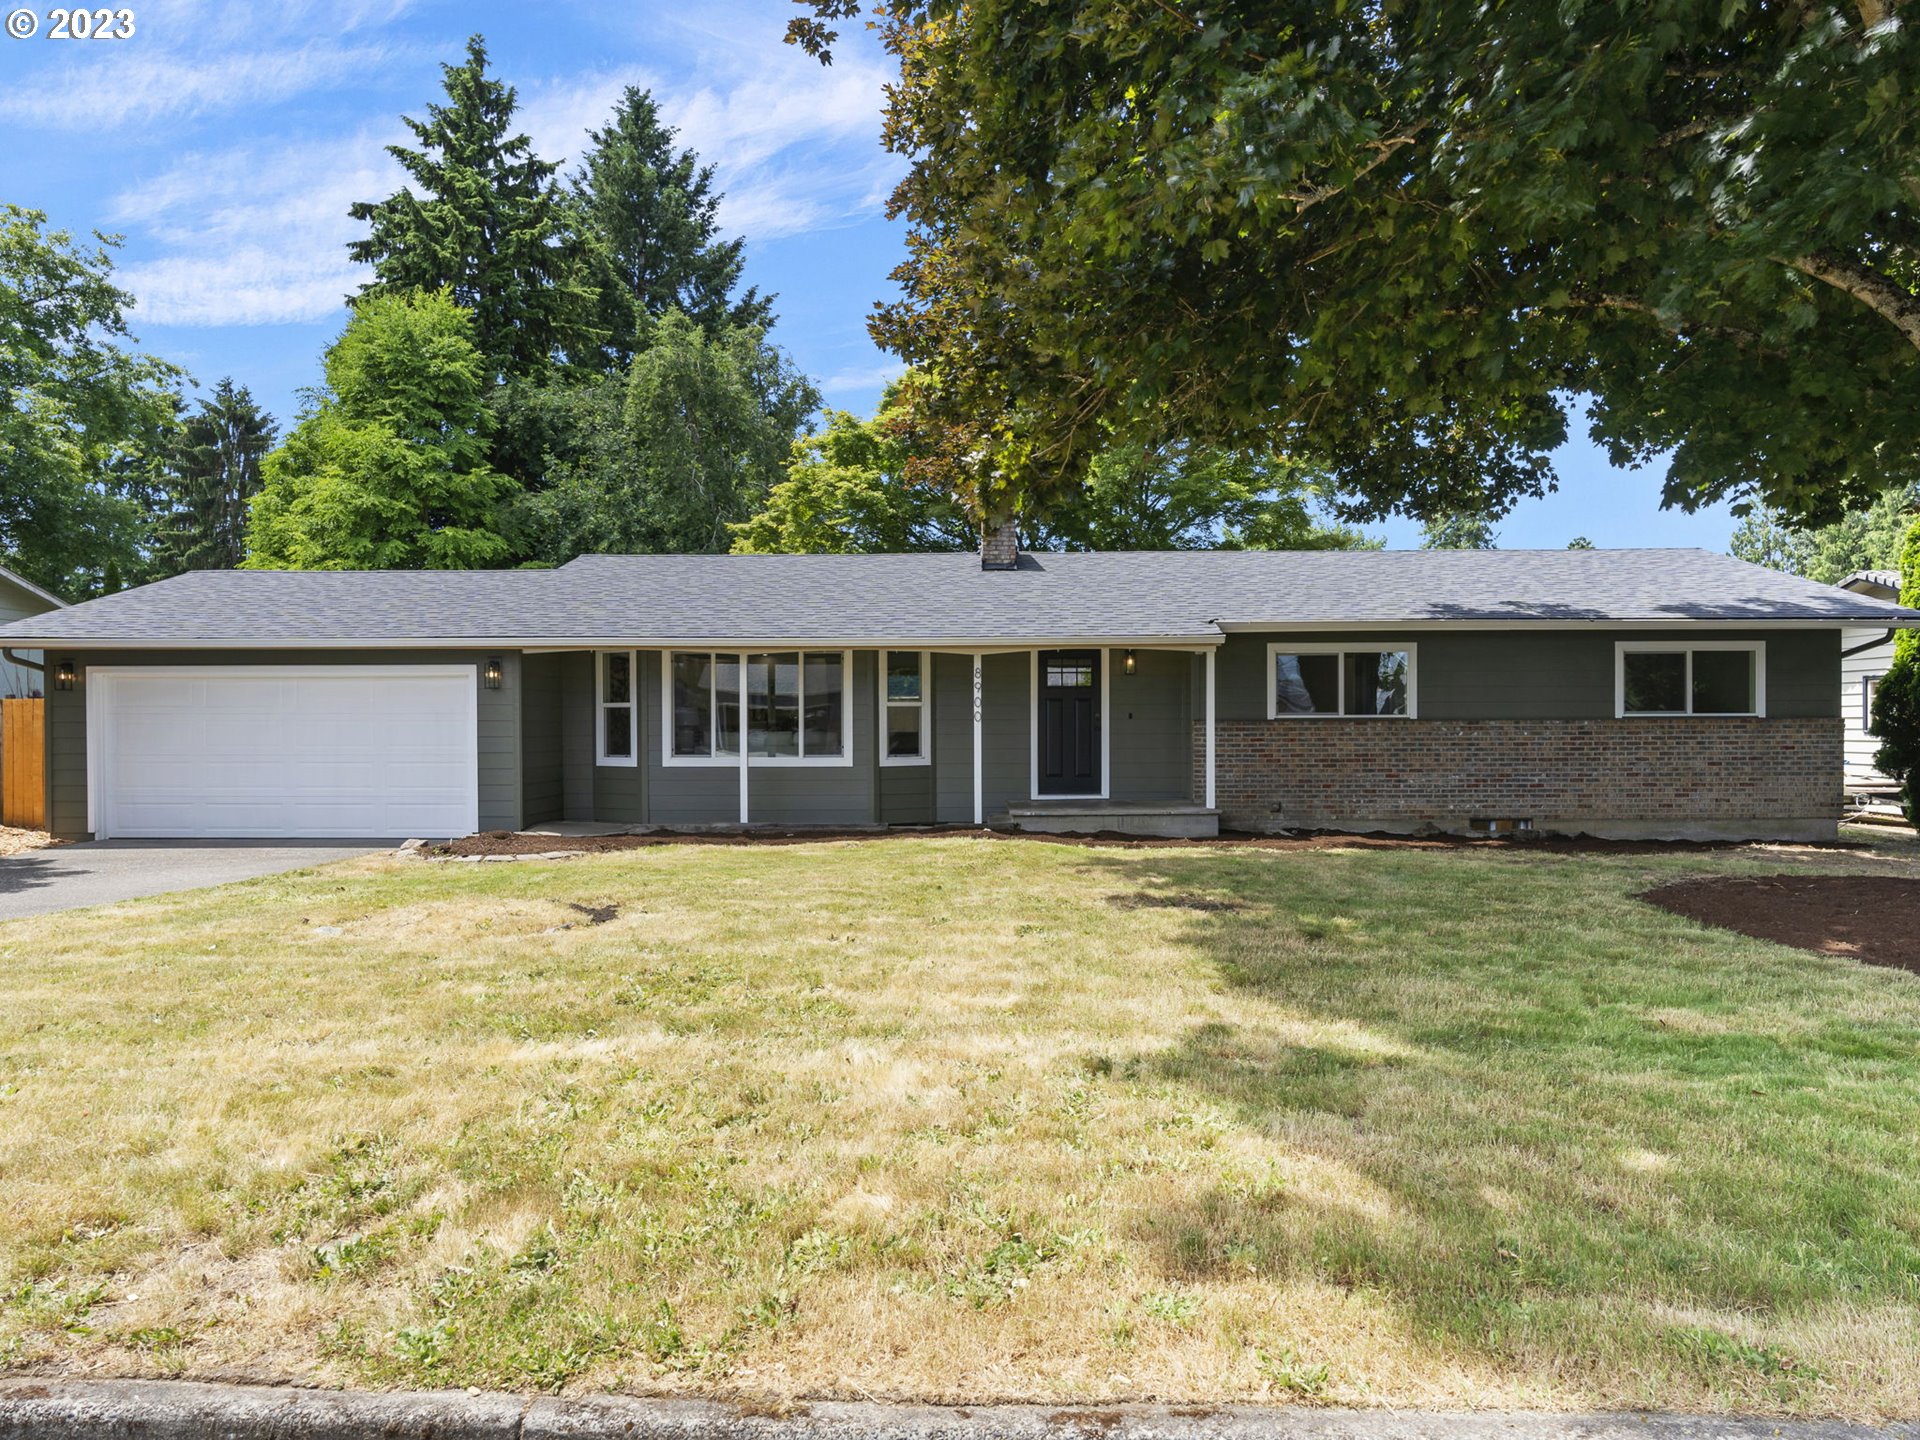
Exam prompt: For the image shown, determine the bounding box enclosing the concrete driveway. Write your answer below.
[0,839,386,922]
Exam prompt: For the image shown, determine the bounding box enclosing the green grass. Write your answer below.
[1,831,1918,1414]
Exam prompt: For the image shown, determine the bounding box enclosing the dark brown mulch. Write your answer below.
[1641,874,1920,975]
[439,826,1821,859]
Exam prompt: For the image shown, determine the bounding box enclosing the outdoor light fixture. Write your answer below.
[54,660,76,692]
[1123,649,1137,675]
[483,657,504,690]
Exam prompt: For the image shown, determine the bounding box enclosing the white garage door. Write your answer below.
[90,666,479,839]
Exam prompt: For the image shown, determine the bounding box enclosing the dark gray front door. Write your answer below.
[1037,649,1100,796]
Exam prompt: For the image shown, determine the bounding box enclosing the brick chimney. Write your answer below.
[980,518,1019,570]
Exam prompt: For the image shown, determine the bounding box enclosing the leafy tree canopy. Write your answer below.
[246,290,512,570]
[349,35,591,380]
[511,309,821,559]
[0,205,181,598]
[572,86,774,369]
[733,375,1372,553]
[1871,522,1920,823]
[791,0,1920,531]
[1420,511,1500,551]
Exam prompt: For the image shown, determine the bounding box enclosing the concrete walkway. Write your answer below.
[0,839,383,921]
[0,1381,1911,1440]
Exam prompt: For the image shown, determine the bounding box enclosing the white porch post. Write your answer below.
[972,652,984,826]
[737,651,750,825]
[1204,647,1217,811]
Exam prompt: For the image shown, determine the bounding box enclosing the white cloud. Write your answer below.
[111,132,399,326]
[516,28,902,242]
[821,360,907,395]
[0,44,401,128]
[0,0,423,129]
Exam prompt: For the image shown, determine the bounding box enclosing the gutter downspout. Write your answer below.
[1841,629,1897,659]
[1,648,45,673]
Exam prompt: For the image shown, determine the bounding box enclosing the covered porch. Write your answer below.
[518,642,1221,838]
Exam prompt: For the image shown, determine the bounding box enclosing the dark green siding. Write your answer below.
[1110,649,1194,801]
[1216,628,1841,722]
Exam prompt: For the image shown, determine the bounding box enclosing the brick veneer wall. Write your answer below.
[1196,716,1841,839]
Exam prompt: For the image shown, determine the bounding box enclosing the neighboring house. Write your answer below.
[0,565,67,699]
[0,532,1916,844]
[1838,568,1903,794]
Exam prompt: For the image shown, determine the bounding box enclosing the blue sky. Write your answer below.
[0,0,1739,552]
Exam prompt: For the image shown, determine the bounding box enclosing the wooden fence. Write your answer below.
[1,697,46,831]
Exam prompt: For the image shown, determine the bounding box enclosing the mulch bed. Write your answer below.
[1641,874,1920,975]
[440,826,1800,858]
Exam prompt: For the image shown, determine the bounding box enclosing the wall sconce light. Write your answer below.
[1123,649,1137,675]
[54,659,76,692]
[483,657,504,690]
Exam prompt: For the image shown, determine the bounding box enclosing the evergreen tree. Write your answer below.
[152,379,276,572]
[246,291,512,570]
[572,86,772,369]
[348,35,587,379]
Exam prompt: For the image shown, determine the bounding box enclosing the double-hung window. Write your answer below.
[1616,643,1764,718]
[664,650,851,764]
[881,651,929,764]
[597,650,637,765]
[1267,644,1416,718]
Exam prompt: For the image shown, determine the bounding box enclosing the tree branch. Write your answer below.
[1781,250,1920,353]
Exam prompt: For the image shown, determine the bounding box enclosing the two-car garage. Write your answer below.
[86,666,479,839]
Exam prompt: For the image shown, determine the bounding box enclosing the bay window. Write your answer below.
[1267,644,1415,718]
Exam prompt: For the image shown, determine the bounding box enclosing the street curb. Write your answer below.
[1,1381,1916,1440]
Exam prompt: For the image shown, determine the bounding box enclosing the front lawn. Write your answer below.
[2,833,1918,1415]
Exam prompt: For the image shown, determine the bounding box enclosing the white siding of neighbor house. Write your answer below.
[1842,626,1895,781]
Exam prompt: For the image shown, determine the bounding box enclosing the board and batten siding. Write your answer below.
[1211,628,1841,722]
[1840,627,1895,780]
[43,649,518,841]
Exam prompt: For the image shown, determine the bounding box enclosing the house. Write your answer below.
[1837,568,1903,799]
[0,564,67,700]
[0,534,1915,844]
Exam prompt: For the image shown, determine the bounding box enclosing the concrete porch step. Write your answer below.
[1002,800,1220,839]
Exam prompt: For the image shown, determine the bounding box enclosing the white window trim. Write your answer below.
[1265,642,1419,719]
[1614,641,1766,719]
[1029,648,1112,801]
[661,649,855,768]
[1863,673,1882,729]
[596,649,639,766]
[879,649,931,767]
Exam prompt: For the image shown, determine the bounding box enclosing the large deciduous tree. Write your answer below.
[246,291,512,570]
[0,205,181,597]
[789,1,1920,532]
[733,375,1372,553]
[571,86,773,369]
[150,379,276,573]
[349,35,589,380]
[510,309,820,559]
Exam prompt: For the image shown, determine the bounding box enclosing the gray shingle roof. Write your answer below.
[0,548,1914,649]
